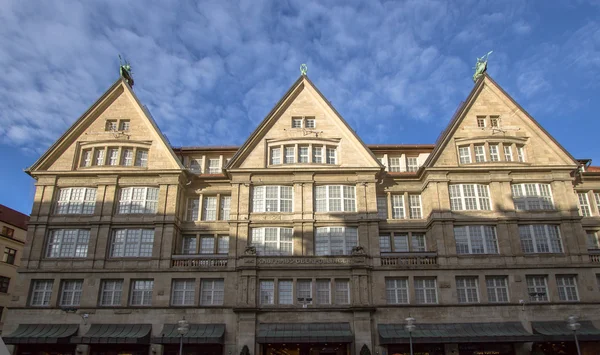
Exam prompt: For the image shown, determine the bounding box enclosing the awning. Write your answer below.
[378,323,537,344]
[152,324,225,344]
[71,324,151,344]
[257,323,353,343]
[532,321,600,341]
[3,324,79,344]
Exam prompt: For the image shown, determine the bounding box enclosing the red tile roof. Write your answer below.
[0,204,29,230]
[587,166,600,172]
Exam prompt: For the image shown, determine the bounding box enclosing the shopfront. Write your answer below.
[3,323,79,355]
[70,323,152,355]
[152,323,226,355]
[531,321,600,355]
[257,323,353,355]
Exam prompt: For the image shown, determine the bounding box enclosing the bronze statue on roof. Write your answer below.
[119,54,134,87]
[473,51,493,82]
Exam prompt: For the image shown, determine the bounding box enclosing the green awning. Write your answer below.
[532,321,600,341]
[378,323,537,344]
[3,324,79,344]
[257,323,353,343]
[152,324,225,344]
[71,324,151,344]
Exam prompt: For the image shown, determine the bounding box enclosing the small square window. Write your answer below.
[305,118,316,128]
[490,116,499,128]
[105,120,117,131]
[292,118,303,128]
[476,116,486,128]
[119,120,130,131]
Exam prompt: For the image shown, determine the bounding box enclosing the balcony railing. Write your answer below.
[380,252,438,266]
[171,254,228,268]
[590,249,600,264]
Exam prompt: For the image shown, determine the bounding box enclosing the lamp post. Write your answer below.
[567,315,582,355]
[404,317,416,355]
[177,317,190,355]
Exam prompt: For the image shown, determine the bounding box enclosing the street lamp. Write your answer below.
[404,317,416,355]
[567,315,582,355]
[177,317,190,355]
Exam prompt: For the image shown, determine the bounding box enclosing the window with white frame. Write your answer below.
[578,192,592,217]
[477,116,486,128]
[135,149,148,167]
[181,235,197,254]
[56,187,97,215]
[458,146,471,164]
[315,185,356,212]
[490,116,500,128]
[95,148,105,166]
[270,147,281,165]
[377,196,388,219]
[489,144,500,162]
[556,275,579,302]
[305,117,316,128]
[199,235,215,254]
[202,196,217,221]
[316,279,331,305]
[297,279,312,304]
[486,276,509,303]
[119,120,130,131]
[110,229,154,258]
[391,195,405,219]
[449,184,491,211]
[456,277,479,303]
[252,186,293,212]
[474,145,486,162]
[386,278,409,304]
[407,157,419,172]
[519,225,563,254]
[526,276,549,302]
[298,145,309,163]
[208,159,221,174]
[517,145,525,162]
[30,280,53,306]
[80,149,92,167]
[586,231,600,250]
[278,280,293,305]
[512,184,554,211]
[200,279,224,305]
[415,278,437,304]
[335,279,350,304]
[389,157,401,172]
[251,228,293,255]
[130,280,153,306]
[122,148,134,166]
[504,145,513,161]
[218,235,229,254]
[409,195,422,219]
[315,227,358,256]
[108,148,119,166]
[284,146,295,164]
[59,280,83,307]
[171,279,196,306]
[46,229,90,258]
[595,192,600,213]
[260,280,274,305]
[453,226,499,255]
[118,187,159,214]
[105,120,117,131]
[99,280,123,306]
[292,117,303,128]
[326,147,337,164]
[220,196,231,220]
[186,197,199,221]
[312,145,323,163]
[189,158,202,173]
[411,233,426,252]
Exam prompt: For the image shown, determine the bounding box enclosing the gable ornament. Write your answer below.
[472,51,492,82]
[119,54,135,87]
[300,63,308,76]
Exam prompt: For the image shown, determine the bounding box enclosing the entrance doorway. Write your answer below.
[263,343,350,355]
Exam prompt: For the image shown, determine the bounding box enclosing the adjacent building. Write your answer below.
[3,72,600,355]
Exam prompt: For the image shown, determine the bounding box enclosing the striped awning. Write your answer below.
[3,324,78,344]
[152,324,225,344]
[532,321,600,341]
[71,324,151,344]
[257,323,353,343]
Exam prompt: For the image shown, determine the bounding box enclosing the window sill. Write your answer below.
[521,253,565,257]
[43,257,89,260]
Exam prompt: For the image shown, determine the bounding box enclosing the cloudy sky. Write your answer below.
[1,0,599,214]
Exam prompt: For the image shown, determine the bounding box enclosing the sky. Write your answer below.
[1,0,600,215]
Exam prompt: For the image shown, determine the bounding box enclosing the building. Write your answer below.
[3,72,600,355]
[0,204,28,333]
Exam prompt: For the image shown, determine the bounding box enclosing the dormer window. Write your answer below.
[105,120,117,131]
[476,116,486,128]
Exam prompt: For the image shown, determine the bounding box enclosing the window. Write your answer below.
[474,145,486,163]
[386,278,409,304]
[220,196,231,220]
[517,145,525,162]
[172,279,196,306]
[3,248,17,264]
[122,148,134,166]
[556,275,579,302]
[377,196,388,219]
[379,232,426,253]
[316,279,330,305]
[208,159,220,174]
[379,234,392,253]
[449,184,491,211]
[292,118,303,128]
[490,116,499,128]
[80,149,92,167]
[135,149,148,167]
[46,229,90,258]
[409,195,422,219]
[186,197,199,221]
[119,120,130,131]
[59,280,83,307]
[202,196,217,221]
[477,116,486,128]
[260,280,274,305]
[1,226,14,238]
[30,280,53,306]
[95,148,105,166]
[335,279,350,304]
[108,148,119,166]
[456,277,479,303]
[200,235,215,254]
[519,225,563,254]
[587,231,600,250]
[392,195,405,219]
[99,280,123,306]
[305,118,316,128]
[415,278,437,304]
[578,192,592,217]
[251,228,293,255]
[458,146,471,164]
[512,184,554,211]
[270,147,281,165]
[218,236,229,254]
[278,280,293,305]
[412,233,426,252]
[489,144,499,162]
[526,276,548,302]
[252,186,293,212]
[486,276,509,303]
[105,120,117,131]
[595,192,600,213]
[326,147,337,164]
[312,146,323,163]
[298,146,309,163]
[297,280,312,304]
[110,229,154,258]
[315,227,358,256]
[504,145,513,161]
[284,146,295,164]
[56,187,97,215]
[453,226,498,254]
[389,157,401,172]
[189,158,202,173]
[130,280,153,306]
[0,277,10,293]
[406,157,419,172]
[118,187,159,214]
[315,185,356,212]
[181,235,197,254]
[200,279,224,305]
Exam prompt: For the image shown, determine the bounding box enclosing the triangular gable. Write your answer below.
[27,78,184,173]
[424,73,579,168]
[227,75,383,170]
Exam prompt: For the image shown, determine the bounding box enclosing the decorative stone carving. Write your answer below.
[244,246,256,255]
[351,246,366,255]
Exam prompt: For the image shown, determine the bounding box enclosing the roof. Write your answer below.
[0,204,29,230]
[256,323,353,344]
[532,321,600,341]
[71,324,151,344]
[3,324,78,344]
[171,144,434,153]
[152,324,225,344]
[586,166,600,172]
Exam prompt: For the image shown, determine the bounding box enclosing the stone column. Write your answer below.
[353,311,373,355]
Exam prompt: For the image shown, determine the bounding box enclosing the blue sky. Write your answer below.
[1,0,600,215]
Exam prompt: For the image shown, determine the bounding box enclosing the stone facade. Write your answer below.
[4,74,600,355]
